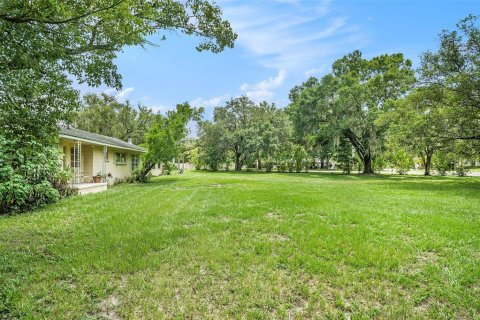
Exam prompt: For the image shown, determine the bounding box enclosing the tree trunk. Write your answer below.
[343,129,374,174]
[320,159,325,169]
[235,153,242,171]
[137,160,156,182]
[362,153,373,174]
[423,147,434,176]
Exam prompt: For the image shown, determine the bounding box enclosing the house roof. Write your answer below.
[58,125,145,152]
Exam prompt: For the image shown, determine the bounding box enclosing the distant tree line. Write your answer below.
[195,15,480,175]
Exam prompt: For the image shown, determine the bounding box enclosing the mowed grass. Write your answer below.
[1,172,480,319]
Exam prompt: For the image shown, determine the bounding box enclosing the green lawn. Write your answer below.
[1,172,480,319]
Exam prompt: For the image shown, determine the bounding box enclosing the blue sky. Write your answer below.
[80,0,478,119]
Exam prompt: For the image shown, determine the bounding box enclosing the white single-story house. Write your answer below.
[58,125,145,194]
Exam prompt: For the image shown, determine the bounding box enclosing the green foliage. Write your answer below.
[0,0,236,89]
[189,148,203,170]
[211,96,258,171]
[198,97,292,172]
[137,103,202,181]
[277,161,287,173]
[198,121,229,171]
[287,76,336,169]
[0,0,236,211]
[454,162,470,177]
[420,14,480,142]
[164,162,176,175]
[336,137,354,174]
[74,93,156,145]
[52,168,78,198]
[287,51,415,174]
[0,136,60,214]
[382,86,451,175]
[293,145,308,173]
[433,151,455,176]
[333,51,416,173]
[433,142,477,176]
[386,147,413,175]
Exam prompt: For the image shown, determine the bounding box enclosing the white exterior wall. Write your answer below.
[59,138,143,185]
[105,148,142,183]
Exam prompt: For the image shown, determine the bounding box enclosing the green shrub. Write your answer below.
[455,161,470,177]
[433,151,455,176]
[0,136,60,214]
[164,162,175,175]
[265,161,274,173]
[287,160,294,173]
[336,138,354,174]
[52,168,78,197]
[293,145,307,173]
[130,168,151,183]
[391,149,413,175]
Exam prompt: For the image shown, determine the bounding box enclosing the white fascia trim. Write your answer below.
[60,134,146,153]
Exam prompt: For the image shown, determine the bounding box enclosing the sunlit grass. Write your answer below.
[1,171,479,319]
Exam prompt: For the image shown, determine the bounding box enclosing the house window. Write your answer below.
[131,154,139,171]
[70,147,80,168]
[115,152,126,164]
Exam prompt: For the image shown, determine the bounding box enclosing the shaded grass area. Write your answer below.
[1,171,480,319]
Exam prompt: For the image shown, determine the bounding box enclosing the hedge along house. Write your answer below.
[58,125,145,195]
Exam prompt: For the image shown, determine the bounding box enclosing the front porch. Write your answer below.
[74,182,108,195]
[60,139,110,194]
[60,139,108,184]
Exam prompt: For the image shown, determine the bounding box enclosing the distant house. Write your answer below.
[58,125,145,194]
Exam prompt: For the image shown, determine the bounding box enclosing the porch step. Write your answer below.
[75,183,108,195]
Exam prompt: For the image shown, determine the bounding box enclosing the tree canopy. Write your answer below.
[137,103,203,181]
[74,93,155,145]
[197,97,292,171]
[420,14,480,142]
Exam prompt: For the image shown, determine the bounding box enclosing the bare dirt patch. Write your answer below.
[266,212,281,219]
[97,295,121,320]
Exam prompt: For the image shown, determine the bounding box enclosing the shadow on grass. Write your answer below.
[189,169,480,195]
[133,176,180,187]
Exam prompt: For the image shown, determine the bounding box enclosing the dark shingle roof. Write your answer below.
[58,125,145,152]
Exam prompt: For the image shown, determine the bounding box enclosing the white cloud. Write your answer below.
[150,104,170,114]
[102,87,136,101]
[190,94,231,119]
[244,90,275,103]
[115,87,135,100]
[304,65,327,77]
[220,0,366,70]
[103,88,117,95]
[190,94,230,108]
[240,69,286,103]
